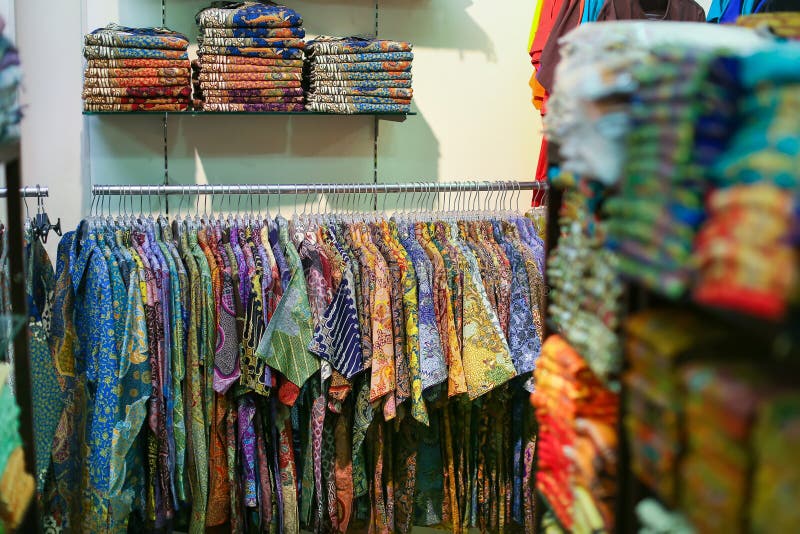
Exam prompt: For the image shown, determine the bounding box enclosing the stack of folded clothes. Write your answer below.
[0,16,20,142]
[194,2,305,112]
[623,310,725,506]
[305,37,413,114]
[680,364,769,534]
[532,335,619,531]
[694,44,800,319]
[694,183,795,320]
[82,25,191,112]
[603,47,741,299]
[751,392,800,533]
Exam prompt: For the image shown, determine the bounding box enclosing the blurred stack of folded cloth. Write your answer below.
[736,11,800,39]
[604,47,740,299]
[547,187,623,384]
[679,364,770,534]
[0,16,20,142]
[194,2,305,112]
[532,335,619,531]
[305,37,413,113]
[694,44,800,319]
[623,310,725,506]
[82,24,191,112]
[750,391,800,532]
[544,24,765,300]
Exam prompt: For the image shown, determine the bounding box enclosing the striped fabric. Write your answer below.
[308,274,363,379]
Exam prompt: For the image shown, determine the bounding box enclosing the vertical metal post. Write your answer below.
[163,114,169,214]
[5,154,41,533]
[372,0,380,209]
[162,0,169,215]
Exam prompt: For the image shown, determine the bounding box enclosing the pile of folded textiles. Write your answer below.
[194,1,305,112]
[604,47,740,299]
[750,392,800,533]
[695,44,800,319]
[737,12,800,39]
[305,37,413,114]
[532,335,619,531]
[0,16,20,142]
[82,24,191,112]
[680,364,770,534]
[623,310,725,506]
[694,183,796,320]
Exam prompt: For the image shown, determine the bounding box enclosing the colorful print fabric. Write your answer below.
[86,58,190,69]
[198,45,303,59]
[310,86,413,99]
[41,209,542,533]
[196,2,303,29]
[85,25,189,50]
[310,79,413,89]
[202,26,305,38]
[83,76,190,88]
[204,95,303,104]
[85,67,189,78]
[307,94,411,105]
[198,55,303,67]
[310,71,413,81]
[310,61,413,72]
[311,53,414,64]
[197,62,303,73]
[198,71,303,82]
[84,45,189,60]
[198,80,301,89]
[199,37,305,49]
[202,102,304,111]
[84,102,190,111]
[201,87,303,97]
[307,37,413,55]
[82,86,192,98]
[305,101,410,113]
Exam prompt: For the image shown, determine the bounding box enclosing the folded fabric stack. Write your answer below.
[194,2,305,112]
[604,48,740,299]
[623,310,725,505]
[0,16,20,142]
[694,184,795,319]
[680,364,769,534]
[695,44,800,319]
[82,25,191,112]
[532,335,619,531]
[737,12,800,39]
[0,364,34,531]
[305,37,413,114]
[751,392,800,533]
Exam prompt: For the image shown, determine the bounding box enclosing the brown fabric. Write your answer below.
[596,0,706,21]
[535,0,584,93]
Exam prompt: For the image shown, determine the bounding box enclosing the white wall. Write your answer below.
[17,0,543,245]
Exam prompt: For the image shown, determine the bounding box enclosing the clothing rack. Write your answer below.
[0,186,49,197]
[91,180,548,196]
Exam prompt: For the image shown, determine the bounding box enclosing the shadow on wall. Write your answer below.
[115,0,494,56]
[164,111,439,214]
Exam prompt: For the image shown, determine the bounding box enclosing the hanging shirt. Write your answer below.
[255,217,319,399]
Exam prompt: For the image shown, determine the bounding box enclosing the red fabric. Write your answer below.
[534,138,549,206]
[530,0,568,70]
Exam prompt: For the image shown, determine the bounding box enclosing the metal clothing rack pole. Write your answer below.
[0,186,49,197]
[91,181,549,196]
